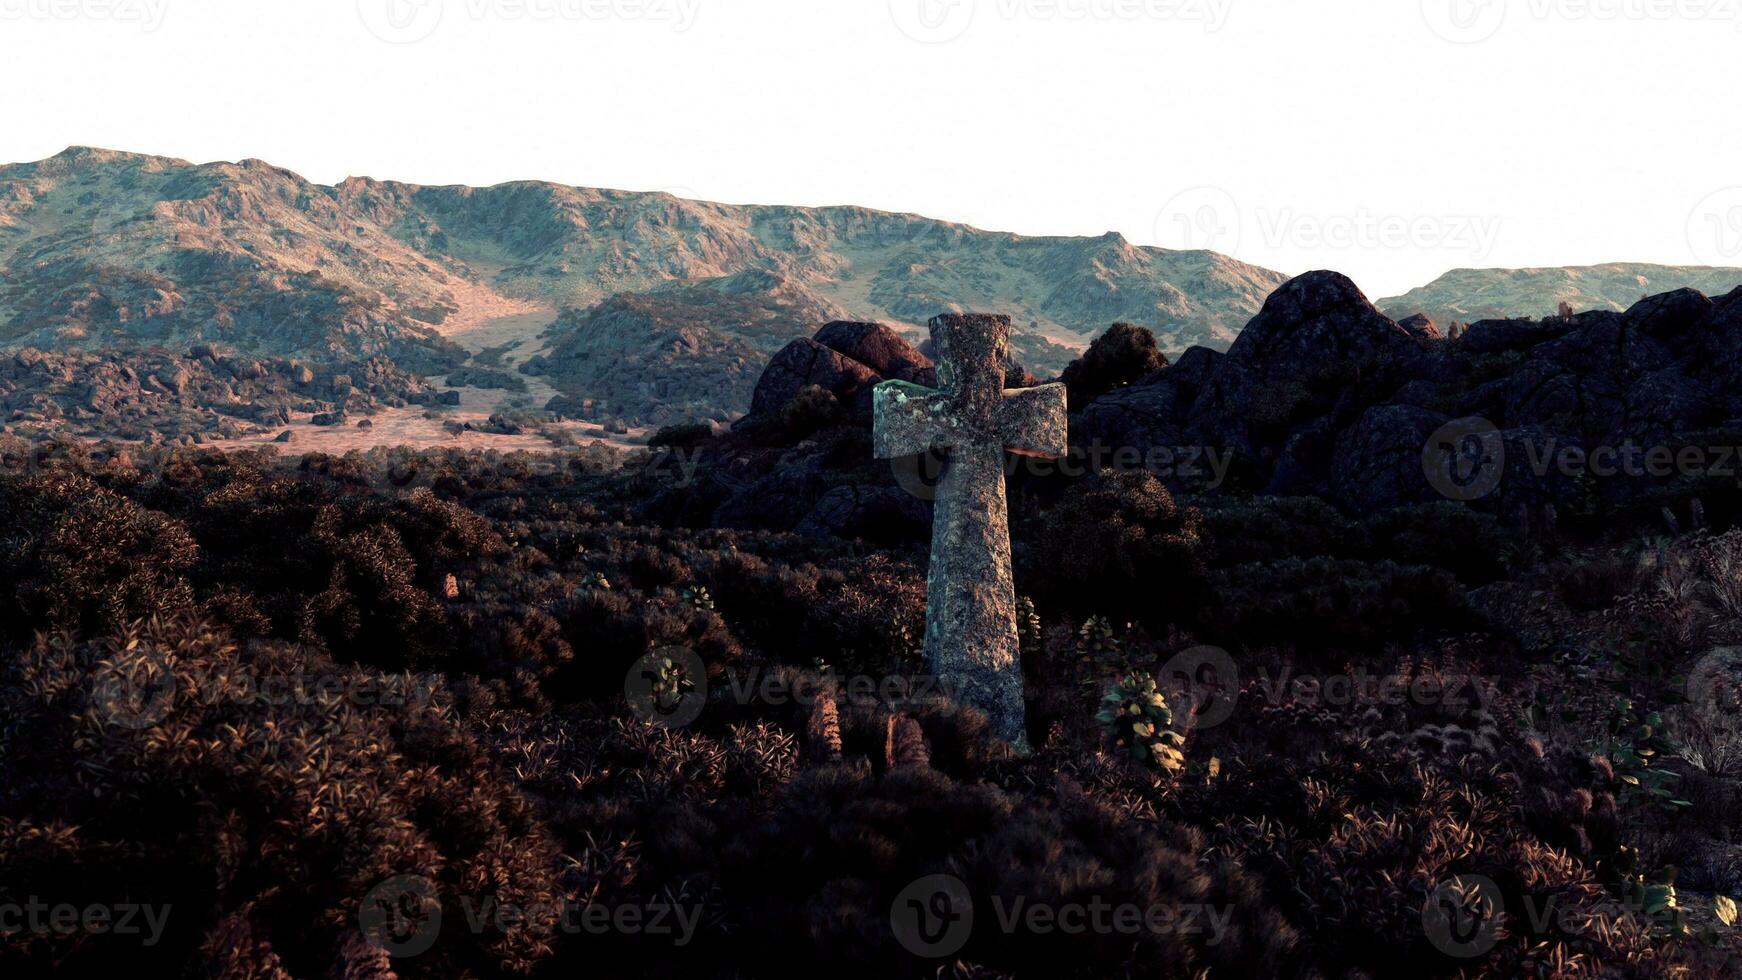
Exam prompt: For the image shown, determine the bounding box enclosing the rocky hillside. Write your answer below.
[335,177,1288,364]
[1379,263,1742,328]
[0,146,1293,427]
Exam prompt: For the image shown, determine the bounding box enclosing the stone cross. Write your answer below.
[872,314,1068,750]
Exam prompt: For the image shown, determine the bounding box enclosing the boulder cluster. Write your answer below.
[1070,271,1742,516]
[729,272,1742,534]
[0,346,440,443]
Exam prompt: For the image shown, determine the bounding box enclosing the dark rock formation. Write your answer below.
[747,338,884,422]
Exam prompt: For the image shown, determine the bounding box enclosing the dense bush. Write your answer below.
[1060,322,1168,409]
[1021,470,1205,619]
[1206,556,1466,650]
[1,442,1735,978]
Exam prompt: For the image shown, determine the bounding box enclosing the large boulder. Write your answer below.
[1459,318,1571,355]
[746,338,882,422]
[1396,313,1442,341]
[795,485,931,543]
[1187,271,1425,465]
[1328,405,1455,512]
[812,321,934,385]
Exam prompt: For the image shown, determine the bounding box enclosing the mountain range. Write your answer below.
[3,146,1740,431]
[1377,264,1742,329]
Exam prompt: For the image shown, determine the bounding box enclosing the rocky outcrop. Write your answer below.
[0,346,432,441]
[744,321,935,425]
[1067,271,1742,515]
[748,339,882,422]
[811,321,934,385]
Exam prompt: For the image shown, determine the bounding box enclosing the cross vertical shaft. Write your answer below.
[872,313,1068,750]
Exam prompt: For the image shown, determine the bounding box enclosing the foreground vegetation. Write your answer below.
[2,432,1740,978]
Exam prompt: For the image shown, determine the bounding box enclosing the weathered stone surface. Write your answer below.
[872,313,1067,749]
[795,485,932,542]
[1188,270,1423,454]
[1460,317,1570,354]
[748,338,881,420]
[1328,404,1453,512]
[1396,313,1441,340]
[813,321,934,384]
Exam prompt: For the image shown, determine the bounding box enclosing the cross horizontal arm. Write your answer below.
[997,383,1068,459]
[872,381,959,459]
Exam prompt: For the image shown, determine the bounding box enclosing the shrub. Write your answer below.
[1206,557,1465,650]
[0,615,560,979]
[1022,470,1205,619]
[1059,322,1168,408]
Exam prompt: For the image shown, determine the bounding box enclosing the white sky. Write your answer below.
[2,0,1740,297]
